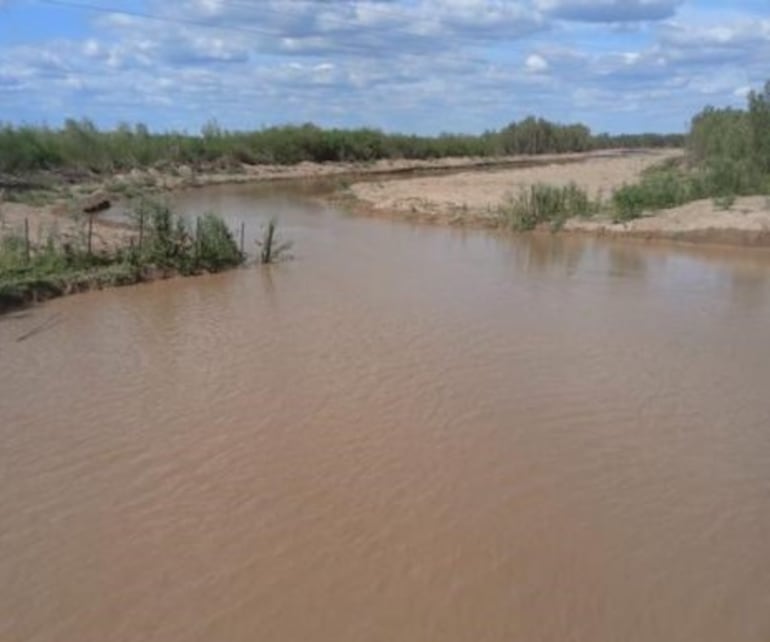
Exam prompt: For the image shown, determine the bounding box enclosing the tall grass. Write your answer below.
[127,199,244,273]
[196,213,244,270]
[0,228,135,311]
[501,183,598,231]
[0,199,248,311]
[257,218,292,263]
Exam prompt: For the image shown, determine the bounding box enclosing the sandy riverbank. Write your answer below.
[0,200,134,253]
[343,149,770,247]
[4,149,770,250]
[564,196,770,247]
[347,148,676,225]
[0,149,650,251]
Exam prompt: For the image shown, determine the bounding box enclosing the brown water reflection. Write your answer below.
[2,183,770,642]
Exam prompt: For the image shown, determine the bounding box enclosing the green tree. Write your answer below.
[748,81,770,173]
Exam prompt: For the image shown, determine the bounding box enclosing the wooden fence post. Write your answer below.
[87,215,93,257]
[262,220,275,264]
[195,216,201,260]
[24,217,30,263]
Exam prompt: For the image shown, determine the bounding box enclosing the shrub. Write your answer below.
[0,234,26,270]
[196,213,242,270]
[501,183,597,231]
[612,164,704,221]
[611,80,770,219]
[135,199,189,269]
[699,157,765,197]
[130,200,243,273]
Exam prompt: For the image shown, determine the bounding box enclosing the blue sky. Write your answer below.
[0,0,768,134]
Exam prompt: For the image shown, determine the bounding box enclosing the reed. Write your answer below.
[258,218,292,264]
[501,183,598,231]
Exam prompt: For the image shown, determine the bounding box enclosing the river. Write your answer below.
[2,182,770,641]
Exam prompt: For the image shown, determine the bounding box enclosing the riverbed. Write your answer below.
[2,183,770,642]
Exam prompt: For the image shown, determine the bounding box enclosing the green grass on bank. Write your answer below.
[611,156,770,222]
[0,200,246,312]
[500,183,599,231]
[0,263,142,311]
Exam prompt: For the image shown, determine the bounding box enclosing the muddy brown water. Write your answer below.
[2,183,770,642]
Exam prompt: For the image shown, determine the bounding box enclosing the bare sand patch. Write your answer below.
[0,200,132,253]
[345,149,770,247]
[83,151,623,193]
[5,150,770,250]
[348,149,679,224]
[0,150,656,248]
[566,196,770,247]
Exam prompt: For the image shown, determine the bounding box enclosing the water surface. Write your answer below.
[2,183,770,642]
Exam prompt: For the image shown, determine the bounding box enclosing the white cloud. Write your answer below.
[659,17,770,59]
[144,0,546,56]
[1,0,768,134]
[82,39,101,58]
[536,0,682,22]
[734,85,752,98]
[525,54,549,73]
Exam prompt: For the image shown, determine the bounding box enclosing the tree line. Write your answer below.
[499,80,770,228]
[0,116,684,175]
[686,81,770,195]
[604,80,770,220]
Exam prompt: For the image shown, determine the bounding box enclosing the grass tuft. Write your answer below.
[500,183,598,231]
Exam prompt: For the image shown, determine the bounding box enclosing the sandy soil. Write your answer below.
[4,149,770,250]
[347,149,679,226]
[566,195,770,246]
[0,151,616,241]
[345,149,770,246]
[151,150,618,188]
[0,200,132,253]
[0,150,649,250]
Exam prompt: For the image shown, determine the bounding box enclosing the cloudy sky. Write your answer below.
[0,0,768,134]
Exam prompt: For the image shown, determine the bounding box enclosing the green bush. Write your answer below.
[0,234,26,271]
[130,200,242,273]
[196,213,242,270]
[699,157,766,197]
[608,79,770,219]
[611,160,711,221]
[501,183,598,231]
[137,200,190,270]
